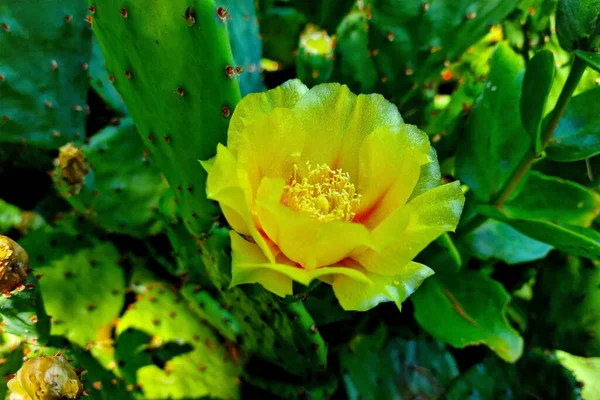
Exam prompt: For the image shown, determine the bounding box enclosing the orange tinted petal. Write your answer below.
[355,182,465,276]
[354,125,430,229]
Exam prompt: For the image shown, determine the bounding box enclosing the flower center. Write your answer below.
[282,162,361,222]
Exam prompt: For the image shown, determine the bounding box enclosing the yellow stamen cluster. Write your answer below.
[283,162,360,222]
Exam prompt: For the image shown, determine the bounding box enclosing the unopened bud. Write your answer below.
[0,236,29,292]
[56,143,89,186]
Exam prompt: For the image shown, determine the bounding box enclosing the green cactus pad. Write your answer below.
[0,275,50,345]
[89,38,127,115]
[91,0,242,237]
[19,227,125,347]
[53,118,168,237]
[222,0,265,95]
[0,0,91,147]
[116,279,241,400]
[182,227,328,377]
[0,339,25,400]
[245,373,339,400]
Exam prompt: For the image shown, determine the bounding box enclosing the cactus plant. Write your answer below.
[4,0,600,398]
[0,0,92,147]
[52,118,168,237]
[90,0,242,237]
[115,271,241,400]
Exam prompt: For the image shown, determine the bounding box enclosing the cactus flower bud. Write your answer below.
[0,235,29,292]
[55,143,89,187]
[7,356,84,400]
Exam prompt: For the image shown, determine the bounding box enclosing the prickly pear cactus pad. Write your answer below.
[203,79,465,310]
[0,0,92,147]
[90,0,242,236]
[19,227,125,347]
[116,276,241,400]
[52,118,168,237]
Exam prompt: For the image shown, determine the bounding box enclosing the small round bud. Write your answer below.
[0,236,29,292]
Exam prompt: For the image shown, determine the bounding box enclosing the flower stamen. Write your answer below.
[282,162,360,222]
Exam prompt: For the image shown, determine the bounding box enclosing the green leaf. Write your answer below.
[446,350,581,400]
[436,233,463,270]
[479,205,600,260]
[456,42,529,202]
[503,171,600,226]
[465,219,552,264]
[521,50,556,153]
[574,50,600,73]
[411,270,524,362]
[555,0,600,52]
[530,256,600,357]
[556,350,600,399]
[547,87,600,162]
[339,325,459,400]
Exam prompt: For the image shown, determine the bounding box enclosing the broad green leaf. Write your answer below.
[574,50,600,73]
[411,270,523,362]
[446,350,581,400]
[530,256,600,357]
[503,171,600,226]
[555,0,600,51]
[556,350,600,399]
[535,155,600,190]
[521,50,556,153]
[465,219,552,264]
[547,87,600,162]
[480,205,600,260]
[456,42,529,202]
[340,325,459,400]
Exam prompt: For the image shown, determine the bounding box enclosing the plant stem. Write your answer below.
[458,56,587,236]
[493,56,587,208]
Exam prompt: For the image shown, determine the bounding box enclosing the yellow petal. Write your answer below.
[204,144,275,261]
[354,125,430,229]
[332,262,434,311]
[292,84,404,180]
[236,108,306,196]
[355,181,465,276]
[229,79,309,155]
[255,177,373,269]
[408,146,442,202]
[230,231,371,297]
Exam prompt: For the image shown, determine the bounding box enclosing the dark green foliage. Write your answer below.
[0,0,92,147]
[555,0,600,51]
[260,7,307,68]
[547,87,600,161]
[340,325,459,400]
[446,349,582,399]
[529,256,600,357]
[91,0,241,237]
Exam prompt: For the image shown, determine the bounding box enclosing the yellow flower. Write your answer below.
[8,356,84,400]
[203,80,464,311]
